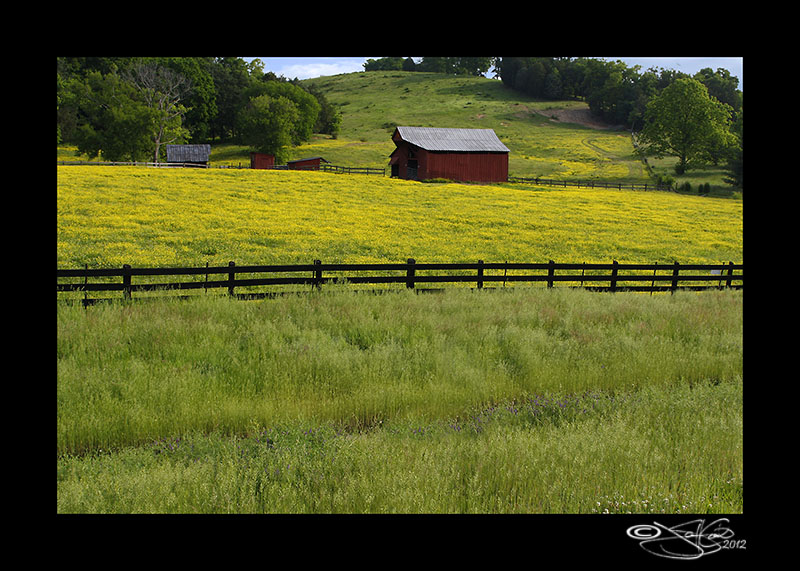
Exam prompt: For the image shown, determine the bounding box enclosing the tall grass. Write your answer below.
[58,287,742,450]
[58,378,743,513]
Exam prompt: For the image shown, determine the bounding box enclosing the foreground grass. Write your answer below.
[57,288,742,513]
[57,379,742,514]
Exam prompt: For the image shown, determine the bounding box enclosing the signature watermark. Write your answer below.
[626,518,745,560]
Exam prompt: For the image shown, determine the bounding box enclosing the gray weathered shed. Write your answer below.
[166,144,211,165]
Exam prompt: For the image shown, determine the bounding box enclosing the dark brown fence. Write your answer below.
[57,260,743,305]
[57,160,386,175]
[59,161,676,187]
[507,176,672,191]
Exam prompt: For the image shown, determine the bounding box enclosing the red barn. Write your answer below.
[389,127,509,183]
[287,156,330,171]
[250,152,275,169]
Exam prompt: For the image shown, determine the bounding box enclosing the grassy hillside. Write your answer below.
[302,71,646,181]
[58,288,742,514]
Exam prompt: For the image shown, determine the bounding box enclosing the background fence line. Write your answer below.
[58,161,678,188]
[58,259,743,305]
[56,160,387,175]
[507,176,672,191]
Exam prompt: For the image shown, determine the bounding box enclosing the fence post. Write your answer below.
[122,264,132,300]
[228,261,236,296]
[726,261,734,288]
[671,261,680,293]
[547,260,555,288]
[610,260,618,292]
[314,259,322,290]
[406,258,416,289]
[650,262,658,295]
[477,259,484,289]
[84,263,89,306]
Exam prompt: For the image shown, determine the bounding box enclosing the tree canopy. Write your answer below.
[638,78,735,174]
[363,57,492,76]
[57,57,341,162]
[495,57,743,184]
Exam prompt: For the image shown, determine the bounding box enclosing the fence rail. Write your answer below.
[507,176,672,191]
[57,260,743,305]
[57,160,386,175]
[262,164,387,175]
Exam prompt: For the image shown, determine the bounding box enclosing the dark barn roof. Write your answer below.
[393,127,509,153]
[166,144,211,163]
[287,156,330,164]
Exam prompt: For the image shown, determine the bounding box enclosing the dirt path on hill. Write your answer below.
[533,106,624,130]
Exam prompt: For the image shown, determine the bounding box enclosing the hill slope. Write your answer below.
[289,72,642,181]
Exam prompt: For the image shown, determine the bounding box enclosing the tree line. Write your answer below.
[57,57,342,164]
[363,57,493,76]
[495,57,742,185]
[494,57,741,126]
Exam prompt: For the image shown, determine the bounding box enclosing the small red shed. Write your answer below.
[287,156,330,171]
[250,152,275,169]
[389,127,510,183]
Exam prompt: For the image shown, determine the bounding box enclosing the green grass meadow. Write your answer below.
[57,287,743,514]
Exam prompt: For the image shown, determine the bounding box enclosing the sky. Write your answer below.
[242,57,743,90]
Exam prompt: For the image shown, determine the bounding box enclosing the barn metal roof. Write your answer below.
[166,144,211,162]
[394,127,509,153]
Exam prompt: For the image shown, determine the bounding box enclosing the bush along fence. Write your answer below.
[57,260,743,305]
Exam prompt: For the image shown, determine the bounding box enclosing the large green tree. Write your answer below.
[208,57,253,140]
[638,78,735,174]
[237,94,299,164]
[723,109,743,189]
[243,80,319,146]
[68,70,154,162]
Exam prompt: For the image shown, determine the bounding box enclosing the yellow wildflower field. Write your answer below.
[57,165,742,271]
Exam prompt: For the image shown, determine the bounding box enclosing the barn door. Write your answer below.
[407,159,418,180]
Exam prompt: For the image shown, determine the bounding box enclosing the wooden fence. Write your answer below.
[264,164,386,175]
[57,160,210,168]
[57,260,743,305]
[58,161,675,187]
[57,160,386,175]
[507,176,672,192]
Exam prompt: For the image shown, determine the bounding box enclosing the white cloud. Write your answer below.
[277,59,368,79]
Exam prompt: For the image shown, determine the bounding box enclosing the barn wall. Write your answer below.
[391,140,508,183]
[288,158,322,170]
[390,145,411,178]
[250,153,275,169]
[422,150,508,183]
